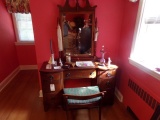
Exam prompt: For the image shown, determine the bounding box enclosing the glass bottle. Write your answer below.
[66,53,71,63]
[100,45,106,65]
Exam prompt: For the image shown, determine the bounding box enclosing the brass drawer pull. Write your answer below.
[49,75,54,81]
[106,81,111,86]
[66,73,71,77]
[106,72,111,77]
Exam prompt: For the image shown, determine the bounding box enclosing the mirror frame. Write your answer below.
[58,0,97,61]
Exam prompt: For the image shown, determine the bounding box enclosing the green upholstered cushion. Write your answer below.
[63,86,101,104]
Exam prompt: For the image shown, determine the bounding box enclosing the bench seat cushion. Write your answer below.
[63,86,101,104]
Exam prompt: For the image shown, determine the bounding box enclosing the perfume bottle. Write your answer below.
[51,53,55,65]
[66,53,71,63]
[100,45,106,65]
[108,57,112,68]
[59,58,63,66]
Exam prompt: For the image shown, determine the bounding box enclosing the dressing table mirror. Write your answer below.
[58,0,97,61]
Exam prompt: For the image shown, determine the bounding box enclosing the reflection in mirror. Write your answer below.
[58,0,97,61]
[62,14,92,55]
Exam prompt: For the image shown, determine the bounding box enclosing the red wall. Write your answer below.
[16,45,37,65]
[30,0,61,68]
[94,0,124,63]
[0,0,37,83]
[118,0,160,119]
[0,0,19,83]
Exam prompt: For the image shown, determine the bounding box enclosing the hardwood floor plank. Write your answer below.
[6,71,39,120]
[0,71,33,120]
[0,70,136,120]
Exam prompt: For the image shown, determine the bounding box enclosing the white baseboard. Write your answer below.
[115,87,123,102]
[19,65,38,70]
[0,67,19,92]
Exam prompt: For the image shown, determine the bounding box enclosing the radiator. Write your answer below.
[128,79,159,110]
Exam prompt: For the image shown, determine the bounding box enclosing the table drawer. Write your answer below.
[98,69,116,79]
[41,72,61,81]
[98,77,115,90]
[64,69,96,79]
[41,72,63,93]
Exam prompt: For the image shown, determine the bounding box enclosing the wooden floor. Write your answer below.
[0,70,136,120]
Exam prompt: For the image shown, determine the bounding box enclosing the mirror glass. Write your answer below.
[62,13,93,56]
[58,0,97,60]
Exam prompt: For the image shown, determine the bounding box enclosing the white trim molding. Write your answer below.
[0,67,19,92]
[115,87,123,102]
[15,41,35,46]
[129,0,138,3]
[129,58,160,81]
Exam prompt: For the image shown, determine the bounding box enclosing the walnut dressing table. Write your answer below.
[40,61,118,111]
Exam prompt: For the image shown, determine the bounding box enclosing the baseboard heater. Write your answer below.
[128,79,159,110]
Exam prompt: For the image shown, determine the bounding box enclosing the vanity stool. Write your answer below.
[63,86,106,120]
